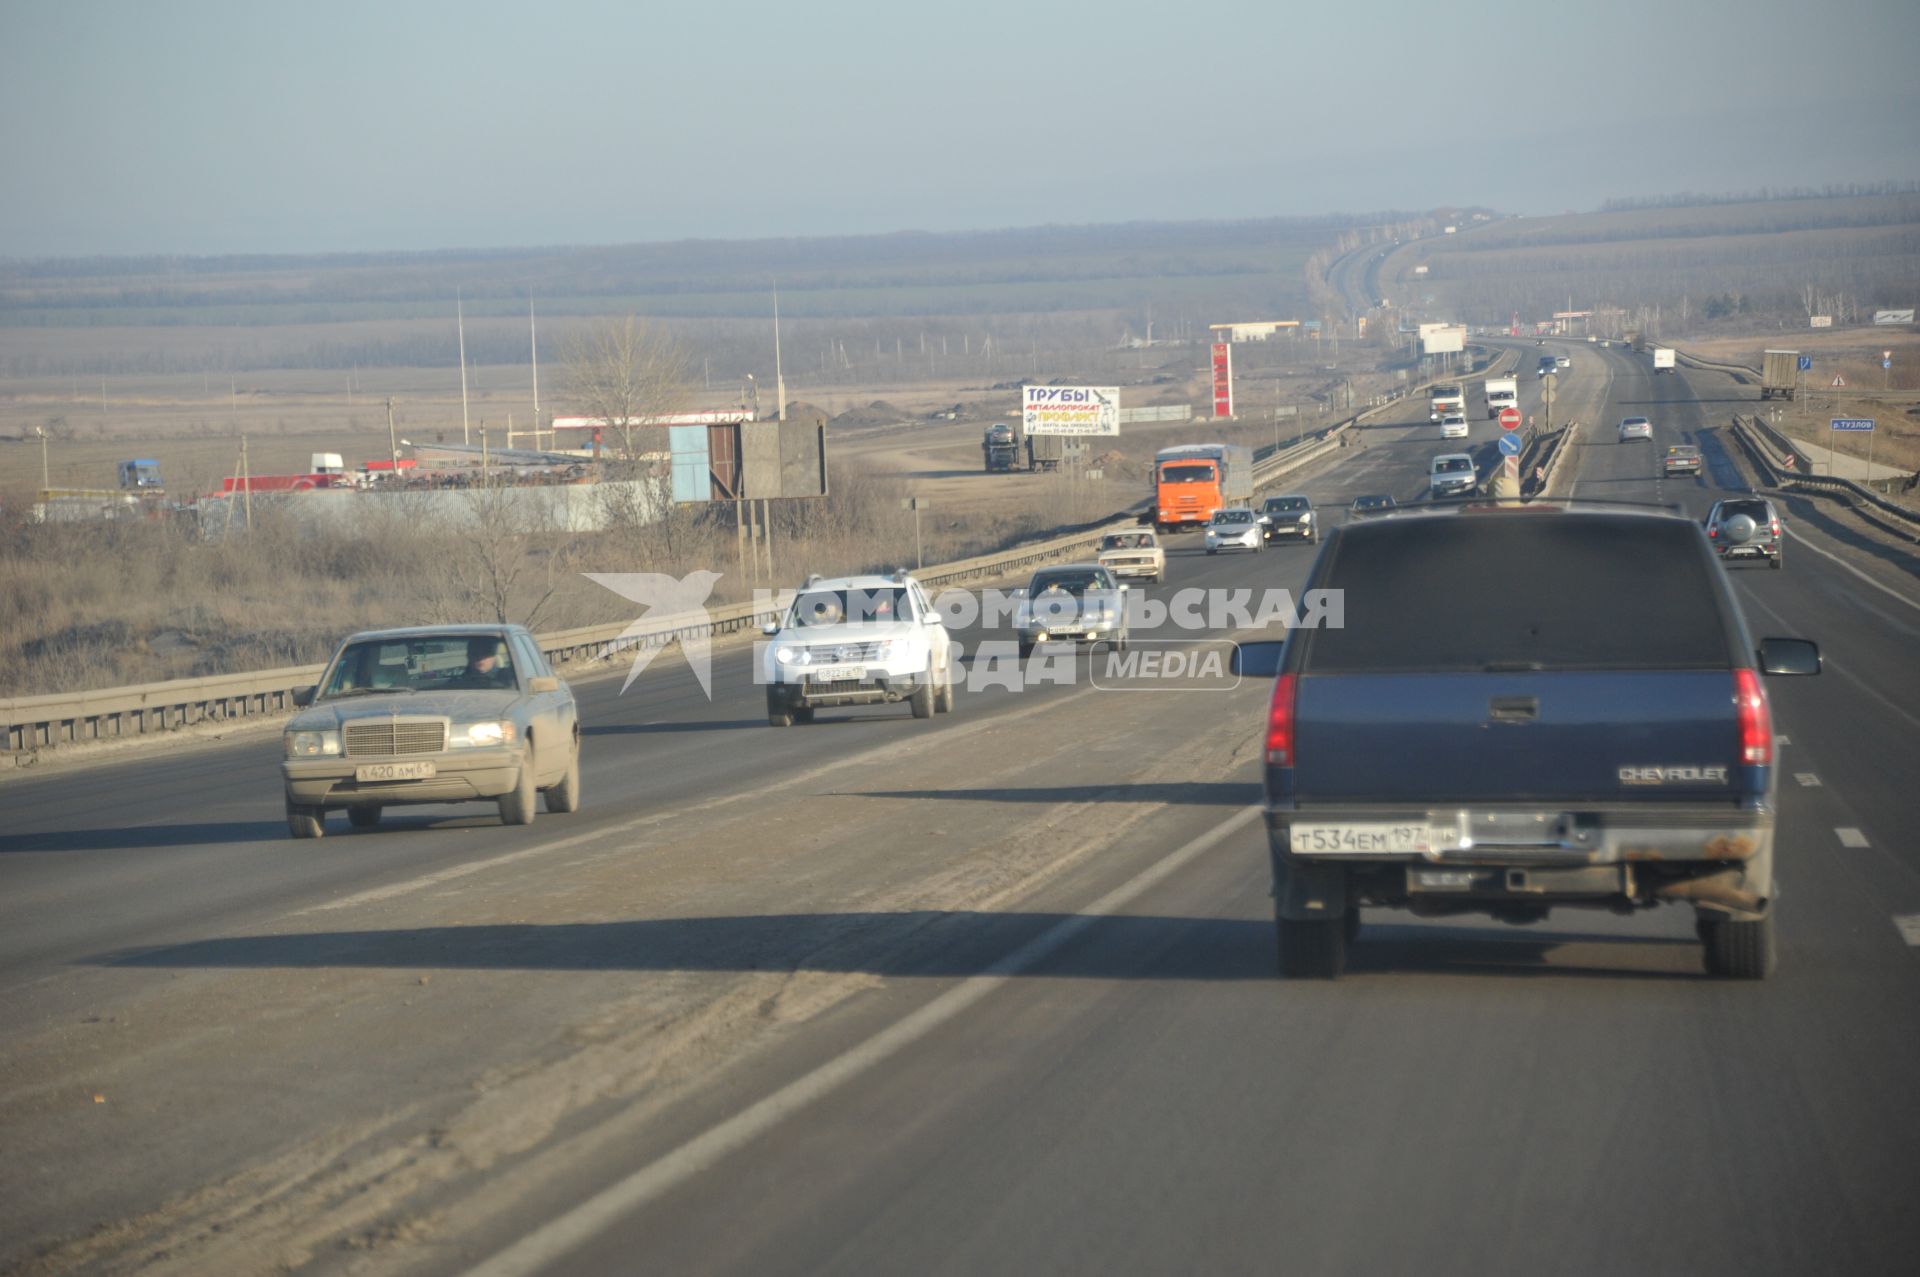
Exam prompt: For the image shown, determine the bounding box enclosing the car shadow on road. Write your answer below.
[834,782,1260,806]
[94,911,1710,982]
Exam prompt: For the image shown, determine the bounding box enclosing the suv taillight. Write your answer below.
[1734,668,1772,765]
[1770,519,1782,537]
[1266,673,1298,766]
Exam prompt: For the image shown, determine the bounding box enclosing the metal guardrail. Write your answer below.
[1728,415,1920,530]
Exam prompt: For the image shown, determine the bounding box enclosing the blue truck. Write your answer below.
[1250,504,1821,979]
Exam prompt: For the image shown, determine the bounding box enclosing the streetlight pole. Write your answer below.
[35,426,48,491]
[386,397,400,480]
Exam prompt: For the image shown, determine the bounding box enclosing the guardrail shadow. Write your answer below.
[94,912,1708,982]
[2,819,296,853]
[835,782,1259,806]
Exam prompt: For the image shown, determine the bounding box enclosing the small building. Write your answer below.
[1207,320,1301,343]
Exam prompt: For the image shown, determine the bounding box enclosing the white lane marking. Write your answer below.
[1776,734,1790,747]
[1837,827,1870,849]
[1795,773,1821,787]
[465,804,1265,1277]
[1895,915,1920,946]
[1781,524,1920,616]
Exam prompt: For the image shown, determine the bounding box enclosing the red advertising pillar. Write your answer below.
[1211,342,1234,418]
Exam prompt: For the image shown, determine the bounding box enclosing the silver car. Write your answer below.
[1204,508,1264,554]
[281,624,581,838]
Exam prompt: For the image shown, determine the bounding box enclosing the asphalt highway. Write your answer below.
[3,343,1917,1276]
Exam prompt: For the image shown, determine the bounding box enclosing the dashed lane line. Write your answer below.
[1836,827,1870,849]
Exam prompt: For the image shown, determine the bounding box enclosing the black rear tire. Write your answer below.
[793,706,815,724]
[768,690,794,728]
[910,678,935,719]
[1701,912,1775,979]
[1277,907,1348,979]
[347,805,381,829]
[498,755,537,826]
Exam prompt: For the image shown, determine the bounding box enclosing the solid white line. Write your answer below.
[1795,773,1821,787]
[1781,524,1920,616]
[1836,827,1870,849]
[1894,915,1920,946]
[465,804,1264,1277]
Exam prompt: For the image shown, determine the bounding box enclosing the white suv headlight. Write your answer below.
[285,729,342,758]
[451,721,514,748]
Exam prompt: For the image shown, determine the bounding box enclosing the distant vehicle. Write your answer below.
[1761,350,1800,401]
[1440,414,1470,440]
[761,572,956,724]
[1348,494,1398,518]
[1204,507,1264,554]
[1013,563,1129,655]
[982,423,1019,473]
[1653,348,1677,374]
[1259,494,1319,545]
[1663,445,1702,476]
[1018,423,1066,473]
[1555,354,1571,370]
[281,625,581,838]
[1429,453,1478,497]
[1252,504,1820,979]
[1097,529,1164,583]
[1618,417,1653,442]
[1536,356,1557,379]
[1482,376,1518,420]
[1705,498,1784,569]
[1152,444,1254,532]
[116,459,163,490]
[1428,385,1465,420]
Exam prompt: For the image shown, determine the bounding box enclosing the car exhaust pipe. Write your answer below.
[1653,871,1763,913]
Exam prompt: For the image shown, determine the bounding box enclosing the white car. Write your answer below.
[1440,414,1470,439]
[1618,417,1653,442]
[1429,453,1478,497]
[1204,508,1263,554]
[761,571,955,725]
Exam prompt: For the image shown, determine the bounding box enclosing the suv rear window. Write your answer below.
[1716,500,1769,521]
[1303,515,1731,673]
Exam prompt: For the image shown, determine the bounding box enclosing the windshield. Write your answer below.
[320,635,516,696]
[1101,534,1154,550]
[1031,572,1108,596]
[788,587,913,627]
[1435,458,1473,474]
[1159,463,1217,484]
[1213,511,1253,524]
[1265,498,1308,513]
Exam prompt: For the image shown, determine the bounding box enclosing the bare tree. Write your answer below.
[561,315,693,462]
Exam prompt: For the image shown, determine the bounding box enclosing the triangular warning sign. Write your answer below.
[1831,375,1847,387]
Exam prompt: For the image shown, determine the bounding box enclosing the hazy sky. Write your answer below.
[3,0,1916,257]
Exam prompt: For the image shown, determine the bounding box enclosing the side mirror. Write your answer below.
[761,622,780,637]
[1757,638,1821,676]
[292,685,316,708]
[528,676,561,694]
[1229,641,1286,678]
[921,612,942,626]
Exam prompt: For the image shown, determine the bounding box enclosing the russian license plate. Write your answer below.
[355,761,437,782]
[1291,823,1451,855]
[809,666,863,682]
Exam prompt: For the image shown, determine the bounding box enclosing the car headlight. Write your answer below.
[1298,513,1312,523]
[285,729,342,758]
[775,645,799,665]
[450,721,514,748]
[874,640,898,662]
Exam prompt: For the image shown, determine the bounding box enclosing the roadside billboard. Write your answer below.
[1873,309,1914,325]
[1211,343,1234,419]
[1810,315,1833,328]
[1022,385,1121,436]
[1421,325,1467,355]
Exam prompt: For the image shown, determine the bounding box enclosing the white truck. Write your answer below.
[1428,384,1466,420]
[1482,377,1518,419]
[1653,348,1676,374]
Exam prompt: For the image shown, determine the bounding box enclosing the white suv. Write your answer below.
[761,572,956,725]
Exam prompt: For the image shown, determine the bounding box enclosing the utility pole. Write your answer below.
[386,397,399,479]
[35,426,48,492]
[458,291,471,445]
[529,296,541,450]
[241,435,253,531]
[773,283,787,422]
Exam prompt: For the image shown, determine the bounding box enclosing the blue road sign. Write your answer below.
[1797,356,1813,372]
[1885,359,1893,370]
[1498,432,1523,456]
[1830,418,1875,432]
